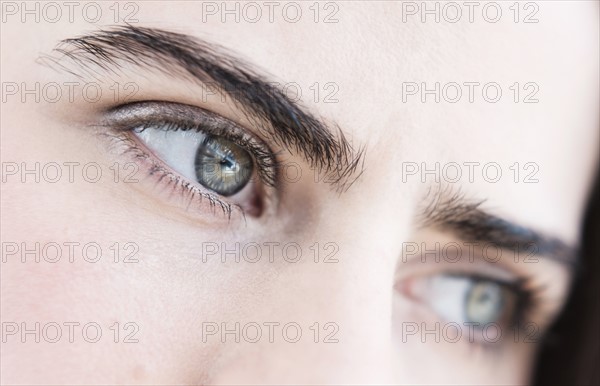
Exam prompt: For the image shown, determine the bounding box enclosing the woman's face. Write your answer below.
[1,1,598,384]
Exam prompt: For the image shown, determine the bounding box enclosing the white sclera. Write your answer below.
[428,275,473,324]
[136,126,207,182]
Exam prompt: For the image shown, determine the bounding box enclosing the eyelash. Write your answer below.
[450,272,534,325]
[399,267,545,351]
[132,119,279,188]
[99,102,280,219]
[460,273,544,350]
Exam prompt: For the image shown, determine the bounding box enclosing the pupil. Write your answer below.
[221,157,236,170]
[479,292,491,303]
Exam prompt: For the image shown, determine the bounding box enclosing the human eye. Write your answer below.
[98,101,279,220]
[397,268,537,348]
[404,273,523,325]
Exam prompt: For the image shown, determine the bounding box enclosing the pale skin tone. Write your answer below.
[1,1,598,385]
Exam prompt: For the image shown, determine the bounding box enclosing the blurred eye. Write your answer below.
[465,280,507,325]
[403,274,520,327]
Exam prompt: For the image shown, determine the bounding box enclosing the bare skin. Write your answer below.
[1,1,598,384]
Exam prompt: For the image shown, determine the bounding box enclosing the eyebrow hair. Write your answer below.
[39,25,365,192]
[419,186,579,268]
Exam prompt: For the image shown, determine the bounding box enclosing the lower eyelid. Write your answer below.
[103,130,250,221]
[395,291,522,350]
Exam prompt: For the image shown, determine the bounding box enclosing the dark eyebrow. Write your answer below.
[419,187,579,269]
[39,25,365,192]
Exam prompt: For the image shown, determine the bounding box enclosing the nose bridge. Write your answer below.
[206,237,398,384]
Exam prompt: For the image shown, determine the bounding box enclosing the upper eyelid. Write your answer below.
[440,272,521,287]
[103,101,253,136]
[399,247,522,282]
[396,264,522,295]
[100,100,280,188]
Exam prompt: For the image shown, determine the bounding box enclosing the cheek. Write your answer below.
[1,209,219,383]
[391,292,532,383]
[0,165,214,382]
